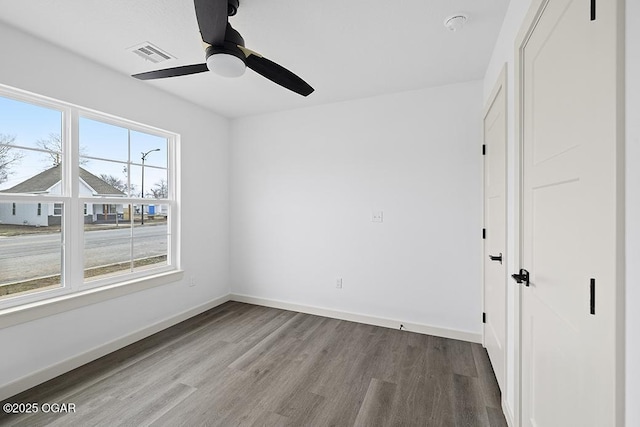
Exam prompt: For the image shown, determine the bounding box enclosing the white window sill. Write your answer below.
[0,270,184,329]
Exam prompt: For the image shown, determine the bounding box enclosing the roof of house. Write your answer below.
[0,164,125,196]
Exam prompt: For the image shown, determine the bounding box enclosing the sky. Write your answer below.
[0,95,168,196]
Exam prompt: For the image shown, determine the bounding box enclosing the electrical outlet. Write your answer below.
[372,211,383,223]
[336,278,343,289]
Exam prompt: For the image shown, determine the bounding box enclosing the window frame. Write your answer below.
[0,84,181,312]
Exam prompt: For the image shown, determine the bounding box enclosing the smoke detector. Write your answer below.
[444,14,468,32]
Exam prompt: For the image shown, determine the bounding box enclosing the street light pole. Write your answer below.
[141,148,160,225]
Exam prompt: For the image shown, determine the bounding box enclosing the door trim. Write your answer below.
[482,61,508,404]
[513,0,626,425]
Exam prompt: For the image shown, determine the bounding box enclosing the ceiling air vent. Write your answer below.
[129,42,174,64]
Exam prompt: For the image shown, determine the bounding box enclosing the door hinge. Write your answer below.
[482,144,486,155]
[590,0,596,21]
[482,312,486,324]
[482,228,486,239]
[590,278,596,315]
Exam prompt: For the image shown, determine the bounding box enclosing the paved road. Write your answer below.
[0,225,168,284]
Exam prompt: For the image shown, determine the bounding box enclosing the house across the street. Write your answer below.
[0,164,126,226]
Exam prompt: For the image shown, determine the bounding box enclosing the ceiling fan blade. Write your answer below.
[194,0,228,45]
[132,63,209,80]
[244,52,314,97]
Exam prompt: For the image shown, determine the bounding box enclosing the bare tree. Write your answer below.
[0,134,24,184]
[36,133,88,165]
[147,179,168,199]
[99,173,137,195]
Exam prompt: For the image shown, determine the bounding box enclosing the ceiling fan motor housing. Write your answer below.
[206,24,247,77]
[206,42,245,63]
[205,23,246,66]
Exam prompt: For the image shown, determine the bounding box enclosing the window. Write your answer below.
[80,116,171,282]
[0,87,178,309]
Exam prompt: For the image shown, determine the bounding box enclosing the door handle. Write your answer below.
[488,253,503,264]
[511,268,530,287]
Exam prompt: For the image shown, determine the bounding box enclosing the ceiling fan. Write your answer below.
[132,0,314,96]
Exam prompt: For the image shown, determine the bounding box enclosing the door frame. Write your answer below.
[513,0,626,425]
[482,62,508,401]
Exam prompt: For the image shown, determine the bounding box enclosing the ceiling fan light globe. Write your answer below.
[206,53,246,78]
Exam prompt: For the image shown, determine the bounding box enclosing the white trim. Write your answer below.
[502,397,515,427]
[230,294,482,344]
[481,64,508,398]
[0,294,230,402]
[512,1,535,422]
[0,270,184,328]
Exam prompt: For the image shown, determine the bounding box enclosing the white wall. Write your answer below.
[230,81,483,337]
[625,0,639,424]
[483,0,636,425]
[0,23,230,392]
[0,202,48,226]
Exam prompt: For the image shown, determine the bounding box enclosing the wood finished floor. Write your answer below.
[0,302,507,427]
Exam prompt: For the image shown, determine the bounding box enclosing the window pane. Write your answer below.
[0,202,63,299]
[80,117,129,162]
[80,158,131,197]
[84,204,168,281]
[131,131,167,168]
[0,147,63,193]
[128,164,168,200]
[84,216,133,282]
[133,204,169,271]
[0,96,62,151]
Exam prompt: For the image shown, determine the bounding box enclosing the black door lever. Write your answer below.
[511,269,530,287]
[488,253,503,264]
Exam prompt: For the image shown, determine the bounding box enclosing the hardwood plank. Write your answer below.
[453,373,491,427]
[449,339,479,378]
[471,342,503,409]
[249,411,291,427]
[0,302,508,426]
[487,406,509,427]
[353,378,397,427]
[389,357,456,425]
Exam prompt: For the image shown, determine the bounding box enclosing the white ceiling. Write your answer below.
[0,0,509,118]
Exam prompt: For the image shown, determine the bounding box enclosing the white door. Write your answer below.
[519,0,622,425]
[483,68,507,394]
